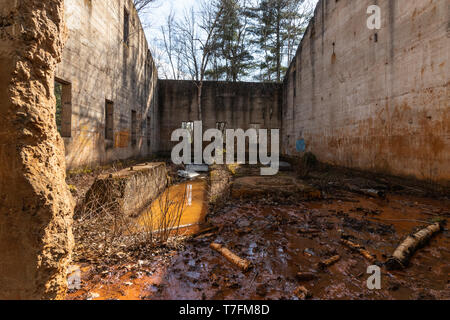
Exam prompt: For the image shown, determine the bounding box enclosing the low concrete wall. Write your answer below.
[85,162,168,217]
[283,0,449,185]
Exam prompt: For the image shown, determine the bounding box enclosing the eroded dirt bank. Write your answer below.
[0,0,73,299]
[67,163,449,300]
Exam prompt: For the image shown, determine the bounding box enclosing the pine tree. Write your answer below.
[248,0,313,82]
[206,0,255,82]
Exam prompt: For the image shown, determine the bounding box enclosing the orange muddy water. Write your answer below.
[136,178,209,235]
[67,188,449,300]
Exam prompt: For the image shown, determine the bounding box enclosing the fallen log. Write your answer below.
[195,232,216,240]
[298,228,321,234]
[340,239,376,263]
[210,243,252,272]
[318,255,340,269]
[386,222,442,270]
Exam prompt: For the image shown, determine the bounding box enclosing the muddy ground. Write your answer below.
[66,162,450,300]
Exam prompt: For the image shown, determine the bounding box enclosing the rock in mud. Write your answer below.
[256,284,269,297]
[296,272,318,282]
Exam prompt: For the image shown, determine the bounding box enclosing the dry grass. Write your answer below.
[72,167,188,265]
[139,183,187,245]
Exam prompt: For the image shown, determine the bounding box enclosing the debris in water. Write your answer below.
[293,286,311,300]
[186,164,209,172]
[296,272,318,282]
[210,242,252,272]
[318,255,341,269]
[178,170,200,179]
[298,227,320,234]
[386,222,443,270]
[340,239,376,263]
[87,292,100,300]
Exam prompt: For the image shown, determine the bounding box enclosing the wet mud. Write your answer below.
[67,167,450,300]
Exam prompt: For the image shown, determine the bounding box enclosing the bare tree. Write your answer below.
[133,0,157,13]
[177,0,224,120]
[160,10,184,80]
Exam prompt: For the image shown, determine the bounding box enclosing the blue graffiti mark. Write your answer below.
[296,139,306,152]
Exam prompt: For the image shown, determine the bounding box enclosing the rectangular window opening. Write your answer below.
[54,79,72,138]
[131,110,137,146]
[105,100,114,141]
[146,116,151,147]
[182,121,194,143]
[293,70,297,97]
[124,8,130,45]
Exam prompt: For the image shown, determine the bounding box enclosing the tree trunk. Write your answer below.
[197,81,203,121]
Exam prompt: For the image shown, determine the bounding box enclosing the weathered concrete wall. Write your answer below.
[84,162,168,217]
[283,0,449,185]
[159,80,283,153]
[56,0,159,169]
[0,0,73,299]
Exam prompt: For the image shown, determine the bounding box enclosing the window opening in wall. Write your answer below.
[147,116,151,147]
[54,79,72,138]
[182,121,194,143]
[293,70,297,97]
[124,8,130,45]
[216,122,227,133]
[216,122,227,140]
[131,110,137,146]
[105,100,114,141]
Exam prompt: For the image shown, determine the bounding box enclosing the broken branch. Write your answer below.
[340,239,376,263]
[386,222,442,270]
[210,243,252,272]
[318,255,340,269]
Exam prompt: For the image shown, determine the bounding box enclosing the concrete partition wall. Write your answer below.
[283,0,449,185]
[56,0,159,169]
[158,80,283,154]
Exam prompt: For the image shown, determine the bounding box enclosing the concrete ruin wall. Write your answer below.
[283,0,449,185]
[56,0,159,169]
[0,0,73,299]
[158,80,283,153]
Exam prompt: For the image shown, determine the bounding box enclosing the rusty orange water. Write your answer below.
[136,179,208,234]
[68,184,449,300]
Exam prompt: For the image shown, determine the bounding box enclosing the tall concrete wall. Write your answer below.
[283,0,449,185]
[158,80,283,153]
[56,0,159,169]
[0,0,73,299]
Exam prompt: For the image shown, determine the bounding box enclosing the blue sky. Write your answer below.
[138,0,319,78]
[139,0,318,44]
[139,0,198,41]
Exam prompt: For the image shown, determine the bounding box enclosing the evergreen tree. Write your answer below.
[206,0,255,82]
[248,0,313,82]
